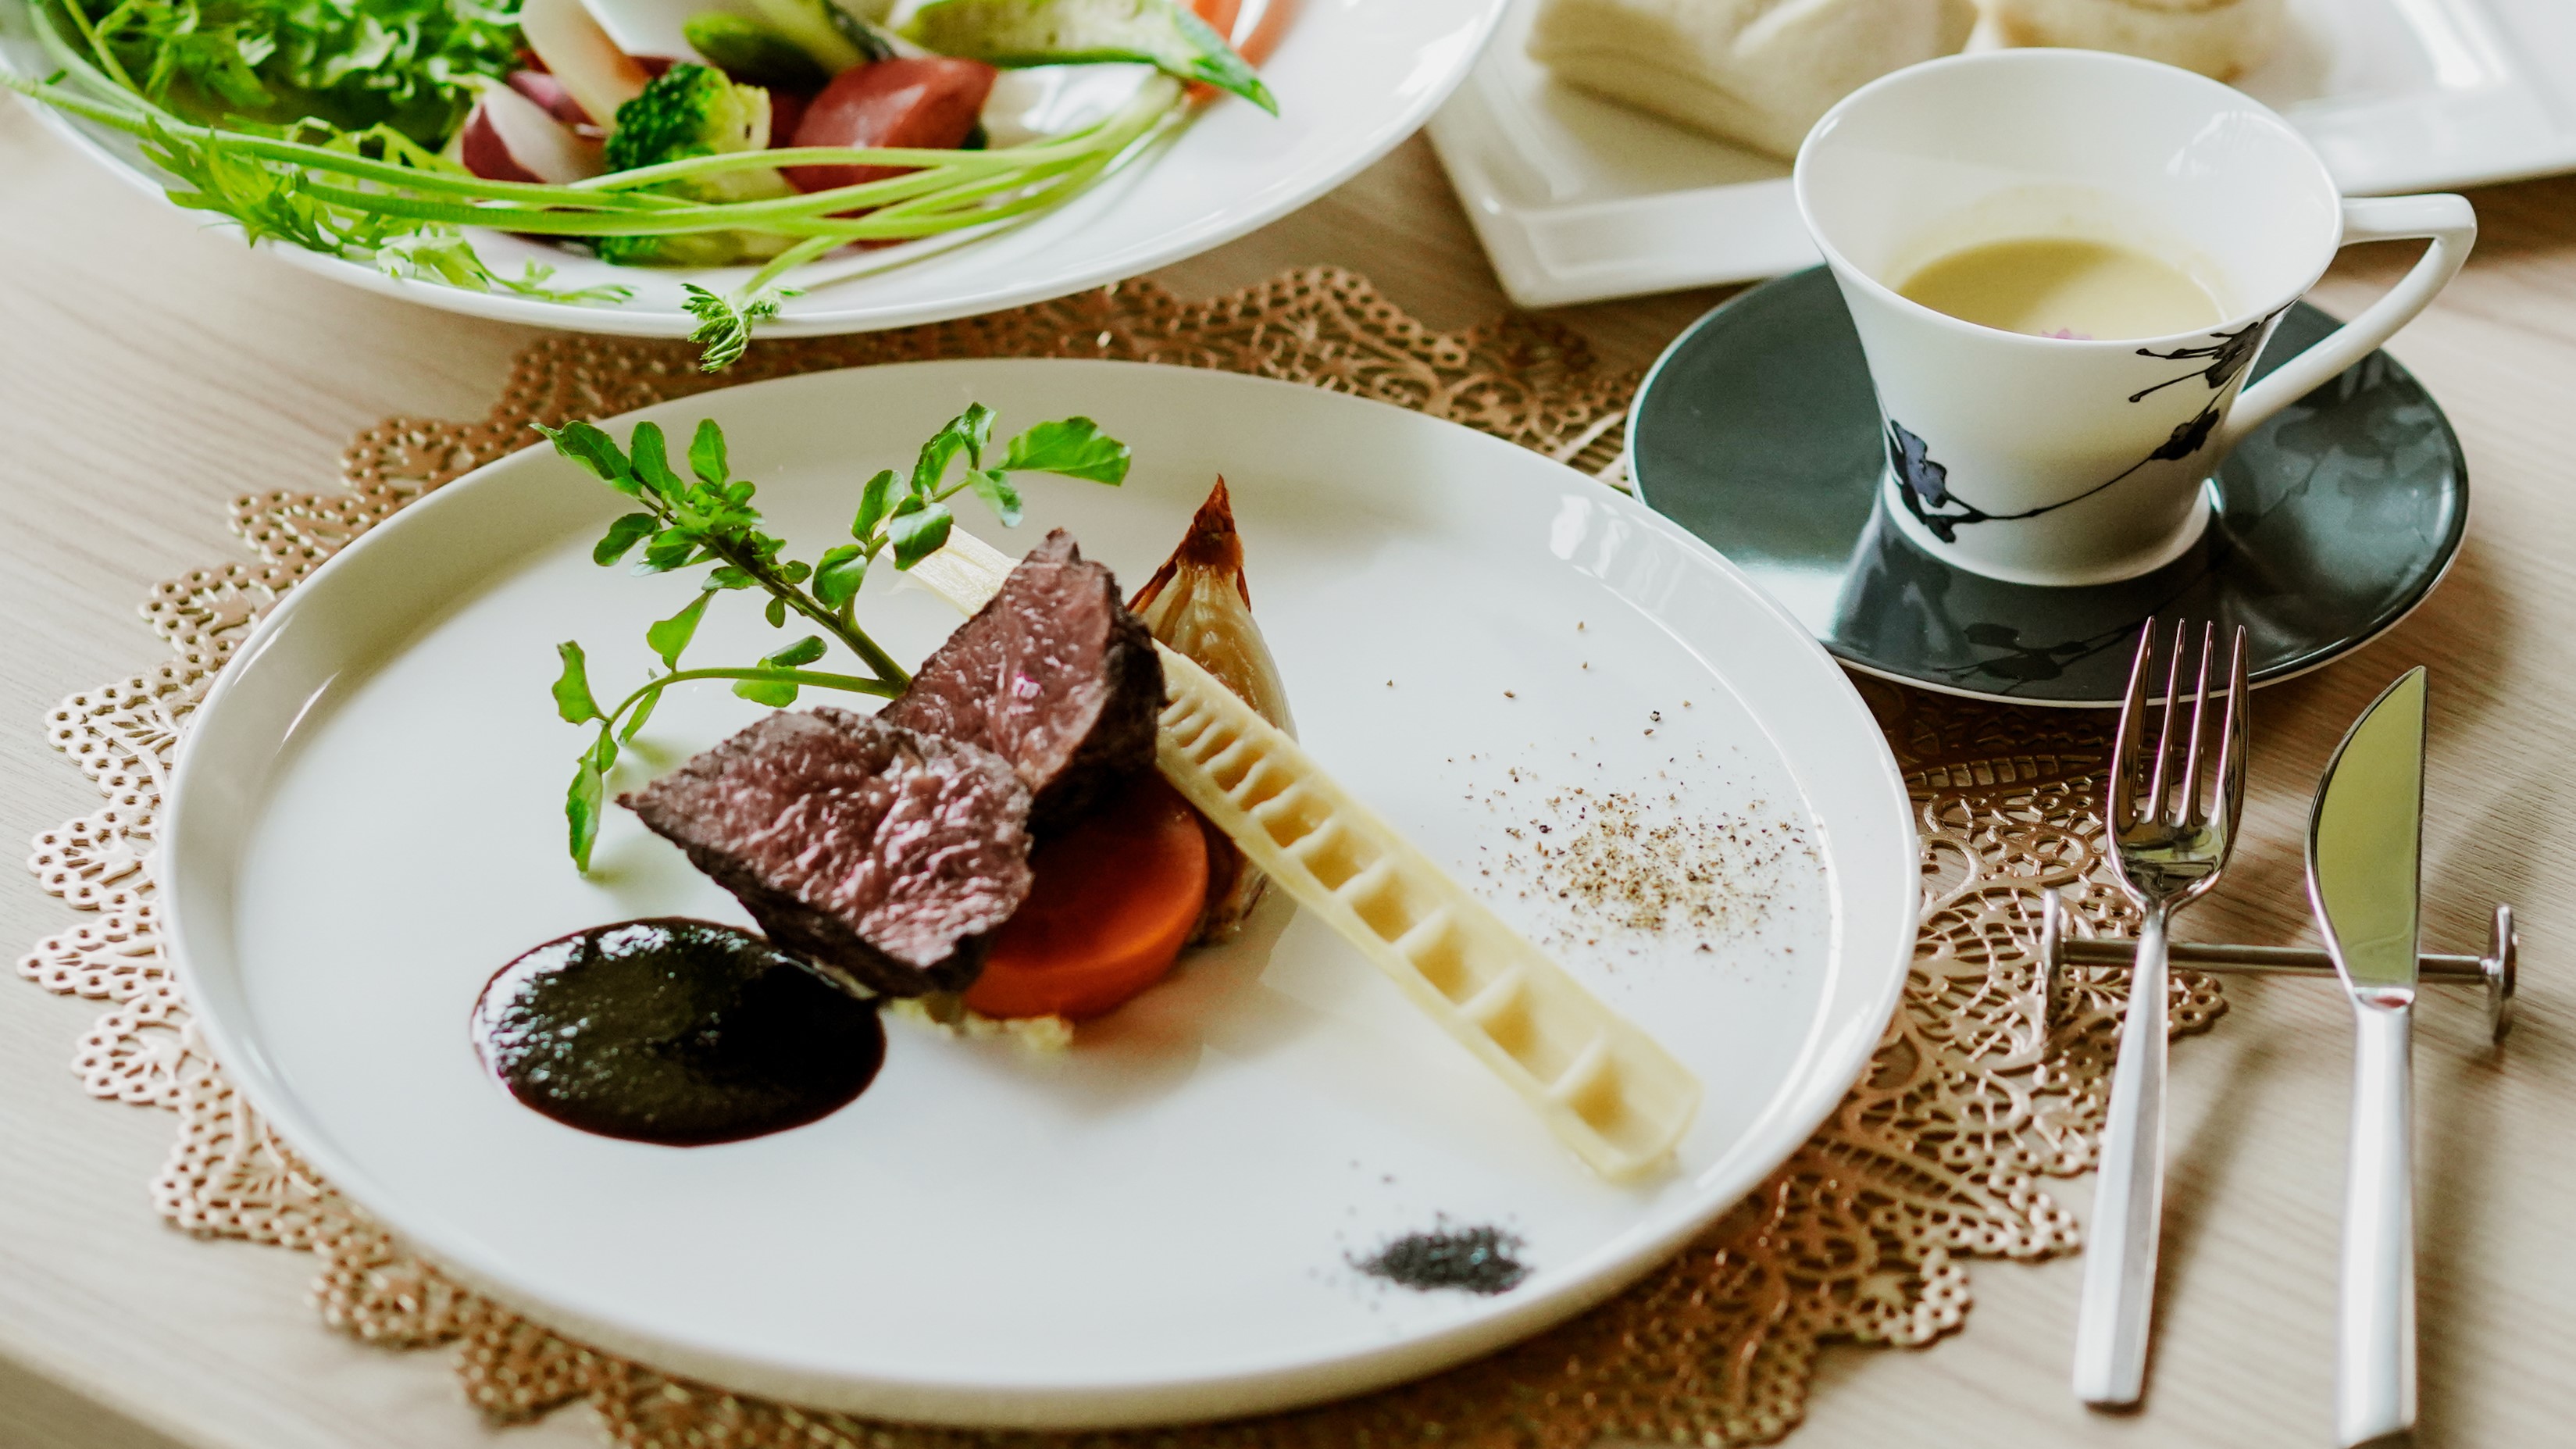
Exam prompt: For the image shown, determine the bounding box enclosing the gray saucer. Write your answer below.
[1629,268,2468,706]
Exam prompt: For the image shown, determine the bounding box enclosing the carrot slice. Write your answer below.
[1193,0,1243,42]
[962,773,1211,1022]
[1233,0,1293,67]
[1186,0,1287,105]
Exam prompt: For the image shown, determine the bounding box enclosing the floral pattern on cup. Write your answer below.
[1889,422,1972,542]
[1891,409,2219,544]
[2129,316,2271,403]
[1887,304,2292,548]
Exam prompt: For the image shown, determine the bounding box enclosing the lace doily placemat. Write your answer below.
[20,267,2221,1448]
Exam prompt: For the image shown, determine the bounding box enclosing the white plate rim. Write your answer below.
[159,358,1921,1426]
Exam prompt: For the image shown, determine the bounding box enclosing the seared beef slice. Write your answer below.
[623,708,1033,996]
[880,530,1162,830]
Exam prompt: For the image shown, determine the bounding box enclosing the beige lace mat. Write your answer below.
[20,268,2221,1447]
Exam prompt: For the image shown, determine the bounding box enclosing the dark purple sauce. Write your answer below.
[471,918,883,1145]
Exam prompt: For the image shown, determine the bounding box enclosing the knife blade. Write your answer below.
[2306,665,2428,1448]
[2312,668,2428,1007]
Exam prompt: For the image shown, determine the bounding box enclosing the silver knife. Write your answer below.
[2307,666,2428,1448]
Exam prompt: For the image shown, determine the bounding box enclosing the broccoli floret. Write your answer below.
[603,63,778,180]
[595,62,797,267]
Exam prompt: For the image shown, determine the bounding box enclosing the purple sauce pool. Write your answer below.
[471,918,883,1145]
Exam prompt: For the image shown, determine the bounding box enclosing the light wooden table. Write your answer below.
[6,98,2576,1449]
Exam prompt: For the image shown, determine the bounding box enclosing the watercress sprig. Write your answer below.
[539,405,1132,869]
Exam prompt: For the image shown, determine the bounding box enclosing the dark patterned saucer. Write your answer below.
[1628,267,2468,707]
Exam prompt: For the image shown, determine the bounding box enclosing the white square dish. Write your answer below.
[1429,0,2576,307]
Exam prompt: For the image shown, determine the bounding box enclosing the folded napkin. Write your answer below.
[1989,0,2285,80]
[1527,0,1978,161]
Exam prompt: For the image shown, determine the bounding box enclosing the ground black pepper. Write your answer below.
[1458,733,1815,956]
[1354,1222,1530,1294]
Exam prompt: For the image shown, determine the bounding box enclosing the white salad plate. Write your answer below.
[1429,0,2576,307]
[0,0,1505,336]
[162,359,1918,1427]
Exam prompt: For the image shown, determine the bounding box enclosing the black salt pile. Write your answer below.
[1354,1222,1530,1295]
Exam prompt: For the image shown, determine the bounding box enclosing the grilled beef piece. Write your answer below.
[622,708,1033,998]
[881,530,1163,831]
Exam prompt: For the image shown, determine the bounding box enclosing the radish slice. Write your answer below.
[462,84,608,184]
[519,0,652,134]
[508,70,598,130]
[768,86,812,143]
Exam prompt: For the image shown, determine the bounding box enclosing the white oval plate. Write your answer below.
[0,0,1504,335]
[162,359,1917,1428]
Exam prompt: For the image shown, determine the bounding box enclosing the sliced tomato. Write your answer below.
[962,772,1210,1022]
[783,56,998,194]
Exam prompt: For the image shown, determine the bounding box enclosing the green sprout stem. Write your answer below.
[51,0,139,94]
[609,666,901,723]
[618,472,916,687]
[287,150,1098,237]
[743,234,841,294]
[11,52,1179,239]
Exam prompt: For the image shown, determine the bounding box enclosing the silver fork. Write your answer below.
[2072,619,2250,1408]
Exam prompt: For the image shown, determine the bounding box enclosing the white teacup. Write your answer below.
[1793,50,2475,587]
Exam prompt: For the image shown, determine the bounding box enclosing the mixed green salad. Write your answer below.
[7,0,1279,366]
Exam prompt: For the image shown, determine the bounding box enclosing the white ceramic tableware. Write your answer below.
[1431,0,2571,310]
[1793,49,2473,587]
[0,0,1506,337]
[161,359,1920,1428]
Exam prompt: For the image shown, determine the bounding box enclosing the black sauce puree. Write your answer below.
[471,919,883,1145]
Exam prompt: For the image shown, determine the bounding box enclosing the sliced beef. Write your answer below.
[881,530,1162,831]
[621,708,1032,998]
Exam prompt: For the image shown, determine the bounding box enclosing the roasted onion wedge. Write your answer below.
[1130,479,1296,735]
[1129,479,1293,940]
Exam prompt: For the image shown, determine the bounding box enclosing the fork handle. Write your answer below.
[2073,902,2170,1407]
[2339,1000,2416,1447]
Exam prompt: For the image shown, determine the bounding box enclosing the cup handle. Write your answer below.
[2221,194,2478,448]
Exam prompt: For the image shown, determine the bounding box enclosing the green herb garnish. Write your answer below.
[680,281,798,373]
[540,405,1131,869]
[50,0,520,145]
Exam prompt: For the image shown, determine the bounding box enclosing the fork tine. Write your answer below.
[2177,622,2216,828]
[2212,624,2250,831]
[2110,620,2157,832]
[2146,619,2186,825]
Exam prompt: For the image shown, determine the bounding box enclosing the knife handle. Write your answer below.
[2339,1000,2416,1447]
